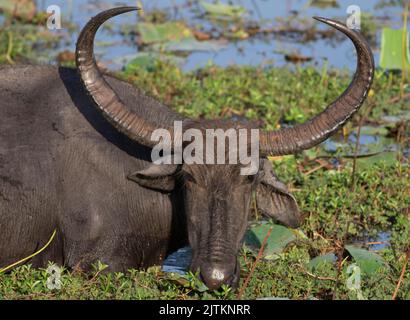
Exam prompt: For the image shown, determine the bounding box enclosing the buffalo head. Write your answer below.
[75,7,374,290]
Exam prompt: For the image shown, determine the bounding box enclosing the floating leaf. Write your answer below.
[285,53,313,63]
[192,29,212,41]
[355,151,398,170]
[200,1,246,18]
[153,39,227,52]
[309,0,340,9]
[345,245,387,276]
[380,27,410,70]
[225,29,249,40]
[124,53,159,73]
[358,126,389,137]
[308,253,337,271]
[324,128,397,158]
[245,223,296,259]
[137,21,194,45]
[381,111,410,125]
[123,52,184,73]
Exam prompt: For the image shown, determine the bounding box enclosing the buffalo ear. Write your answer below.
[256,159,302,228]
[128,163,179,192]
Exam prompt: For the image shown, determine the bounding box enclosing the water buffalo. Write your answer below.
[0,7,374,290]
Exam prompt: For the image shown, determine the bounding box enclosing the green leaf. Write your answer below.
[379,27,410,70]
[308,253,337,271]
[152,39,227,52]
[137,22,194,45]
[308,0,340,9]
[324,126,398,160]
[200,1,246,18]
[355,151,398,170]
[224,29,249,40]
[345,245,387,276]
[245,223,296,260]
[358,126,389,137]
[123,53,184,73]
[124,53,158,73]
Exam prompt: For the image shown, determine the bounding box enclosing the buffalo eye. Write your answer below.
[184,172,197,184]
[237,173,258,185]
[247,174,258,183]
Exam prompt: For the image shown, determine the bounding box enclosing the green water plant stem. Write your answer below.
[6,31,14,64]
[401,0,409,98]
[0,229,57,274]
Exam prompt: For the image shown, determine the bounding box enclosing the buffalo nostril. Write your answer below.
[211,269,225,281]
[200,267,233,290]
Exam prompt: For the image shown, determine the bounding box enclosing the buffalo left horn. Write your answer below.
[259,17,374,156]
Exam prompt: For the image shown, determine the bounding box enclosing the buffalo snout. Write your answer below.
[199,260,239,290]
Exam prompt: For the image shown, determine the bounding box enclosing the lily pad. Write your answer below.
[152,39,227,52]
[200,1,246,18]
[324,129,397,157]
[308,253,337,271]
[225,29,249,40]
[355,151,398,170]
[381,112,410,125]
[245,223,296,260]
[309,0,340,9]
[137,21,194,45]
[345,245,387,276]
[358,126,389,137]
[123,52,184,73]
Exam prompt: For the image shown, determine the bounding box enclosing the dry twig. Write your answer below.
[392,250,410,300]
[237,226,273,299]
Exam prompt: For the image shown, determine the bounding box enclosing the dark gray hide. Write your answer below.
[0,65,186,271]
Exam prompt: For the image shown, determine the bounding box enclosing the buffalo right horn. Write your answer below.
[76,7,176,148]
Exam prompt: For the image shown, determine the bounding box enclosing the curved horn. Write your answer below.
[76,7,170,148]
[260,17,374,156]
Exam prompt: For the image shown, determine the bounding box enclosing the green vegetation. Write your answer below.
[0,163,408,300]
[0,20,61,64]
[0,60,409,300]
[122,60,410,127]
[0,0,409,301]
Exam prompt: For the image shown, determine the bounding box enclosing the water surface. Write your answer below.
[31,0,409,71]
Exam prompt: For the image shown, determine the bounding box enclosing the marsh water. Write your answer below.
[14,0,410,70]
